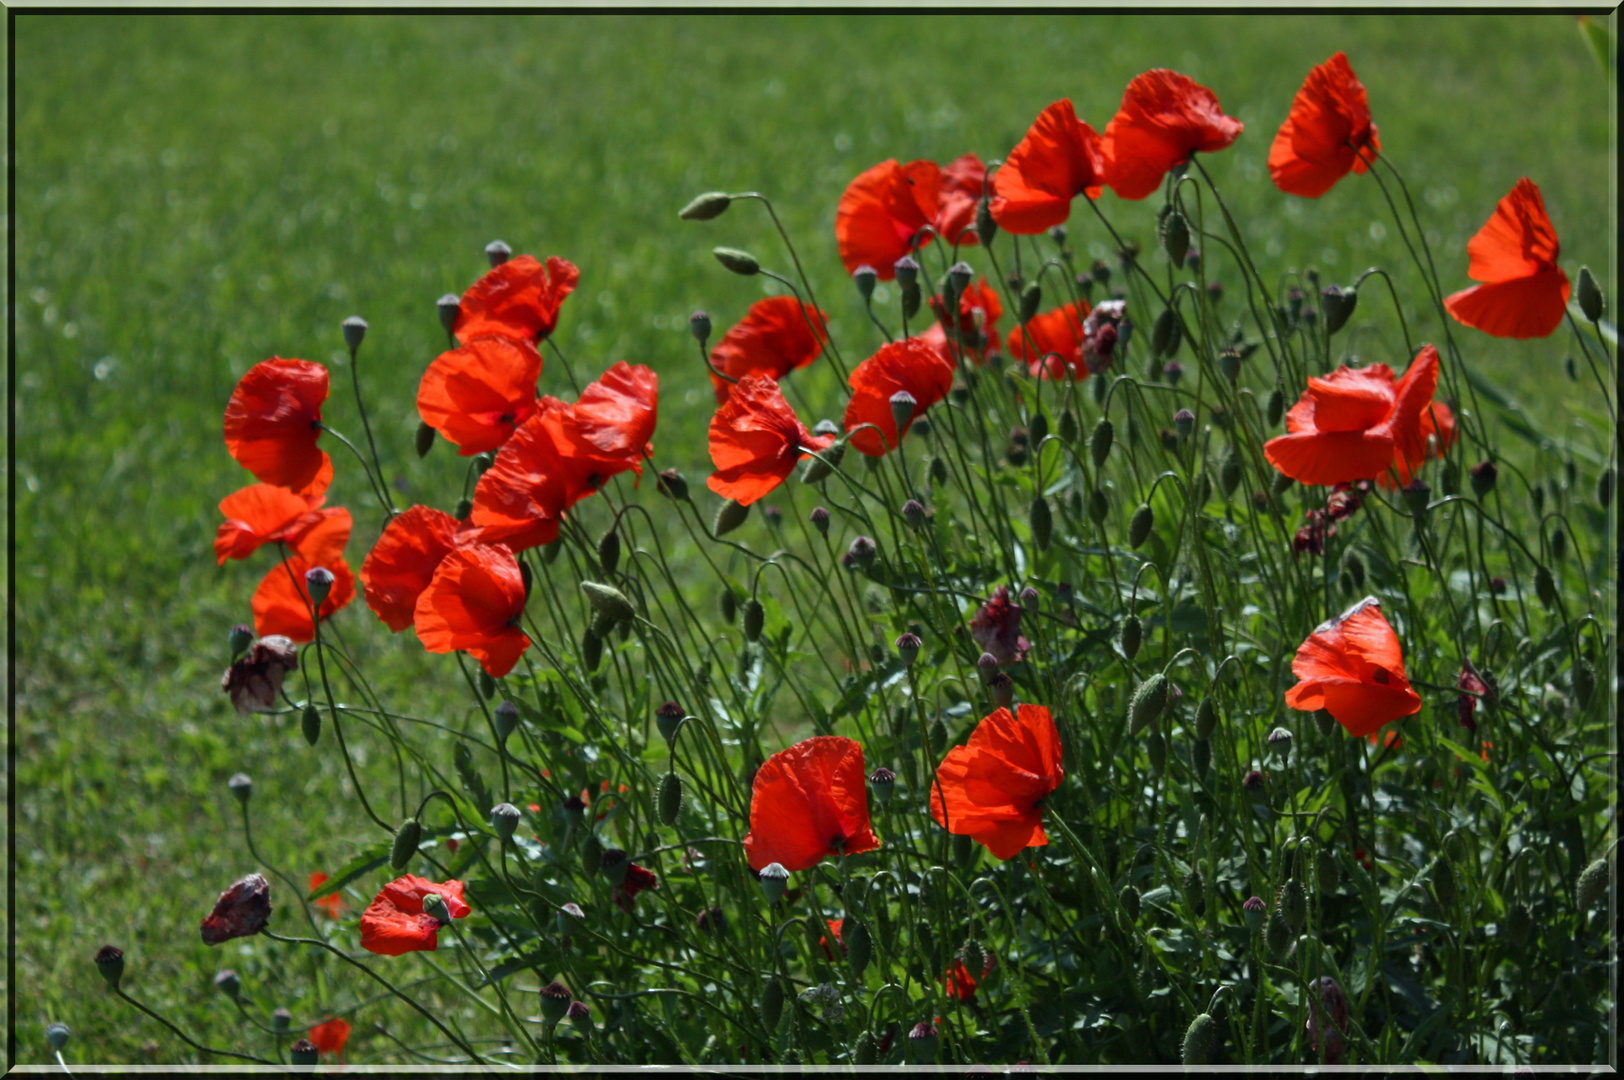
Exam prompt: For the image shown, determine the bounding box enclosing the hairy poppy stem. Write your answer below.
[112,987,272,1064]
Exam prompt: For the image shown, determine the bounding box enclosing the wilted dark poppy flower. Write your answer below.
[221,634,299,715]
[250,511,356,643]
[843,338,955,456]
[708,297,829,403]
[1263,345,1442,487]
[454,255,579,344]
[835,155,986,277]
[707,375,835,506]
[1457,661,1491,732]
[1269,53,1381,199]
[359,876,469,956]
[307,1017,351,1059]
[1305,975,1350,1064]
[930,704,1064,860]
[413,544,531,678]
[613,863,659,912]
[1284,596,1422,738]
[742,736,881,872]
[1293,509,1332,556]
[991,99,1106,234]
[1102,70,1244,201]
[416,336,543,455]
[1445,179,1570,339]
[223,358,333,496]
[970,586,1031,665]
[201,873,272,945]
[214,484,331,565]
[360,505,466,632]
[1325,483,1364,522]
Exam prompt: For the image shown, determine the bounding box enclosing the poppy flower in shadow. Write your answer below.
[843,338,955,457]
[1007,300,1087,379]
[991,99,1106,234]
[1284,596,1422,738]
[213,484,330,565]
[200,873,272,945]
[708,297,829,404]
[360,505,467,632]
[1102,70,1244,201]
[414,544,531,678]
[970,587,1031,666]
[223,358,332,496]
[1269,53,1381,199]
[1384,397,1457,489]
[250,509,355,642]
[943,951,997,1001]
[416,335,544,455]
[613,863,659,913]
[818,917,847,960]
[742,736,880,872]
[925,276,1004,364]
[930,704,1064,861]
[307,1017,351,1059]
[358,875,470,956]
[1263,345,1441,487]
[836,155,986,277]
[707,375,835,507]
[1444,178,1570,339]
[454,255,579,345]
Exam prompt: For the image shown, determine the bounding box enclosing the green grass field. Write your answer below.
[12,12,1614,1065]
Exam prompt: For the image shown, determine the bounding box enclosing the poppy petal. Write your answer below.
[836,159,934,277]
[454,255,579,344]
[214,484,326,565]
[416,336,543,455]
[742,736,880,872]
[707,375,833,506]
[708,298,829,403]
[360,506,463,632]
[992,100,1106,234]
[1444,271,1571,340]
[467,407,570,552]
[251,555,356,643]
[413,545,530,677]
[223,358,332,496]
[1268,53,1380,199]
[1465,178,1561,283]
[843,338,957,457]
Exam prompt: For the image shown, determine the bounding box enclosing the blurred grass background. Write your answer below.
[10,12,1614,1065]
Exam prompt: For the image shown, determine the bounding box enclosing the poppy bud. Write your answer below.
[868,767,896,806]
[1267,727,1293,760]
[809,505,831,536]
[539,982,573,1027]
[1321,284,1357,335]
[1218,349,1242,382]
[227,623,254,661]
[1088,487,1109,526]
[598,847,629,886]
[1575,265,1604,322]
[713,247,759,276]
[1217,452,1242,498]
[853,264,878,301]
[760,978,786,1032]
[1577,856,1609,911]
[844,535,877,572]
[688,310,712,345]
[1534,566,1558,610]
[1279,877,1308,930]
[47,1023,70,1051]
[290,1039,319,1065]
[1119,615,1143,661]
[946,261,974,297]
[893,632,922,667]
[901,282,924,322]
[554,901,586,938]
[1570,657,1595,711]
[734,597,762,644]
[1502,901,1532,947]
[1192,736,1211,775]
[1402,478,1431,519]
[1531,483,1546,515]
[989,671,1015,711]
[1119,885,1140,923]
[853,1031,878,1066]
[888,254,921,289]
[1265,908,1291,957]
[489,802,521,841]
[908,1022,940,1065]
[1188,695,1216,740]
[1307,709,1335,742]
[567,1000,592,1037]
[1029,495,1053,551]
[484,240,512,267]
[580,582,635,630]
[592,527,622,576]
[581,627,603,671]
[846,919,873,976]
[304,566,334,607]
[1151,308,1178,358]
[1160,210,1191,269]
[1146,726,1167,774]
[1431,857,1457,909]
[1182,1012,1216,1065]
[657,771,684,827]
[1549,525,1568,563]
[453,498,473,522]
[213,969,241,999]
[679,191,732,221]
[1174,408,1196,441]
[1243,895,1266,933]
[1019,283,1042,324]
[95,944,125,989]
[390,818,422,871]
[1128,503,1154,548]
[1129,673,1169,735]
[228,772,252,805]
[714,497,751,537]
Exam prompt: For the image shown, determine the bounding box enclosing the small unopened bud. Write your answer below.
[1182,1012,1216,1065]
[1503,902,1532,947]
[1431,857,1457,909]
[868,768,896,805]
[484,240,512,267]
[290,1039,319,1065]
[390,818,422,871]
[556,901,585,936]
[228,623,254,660]
[1163,360,1186,387]
[1195,696,1218,740]
[1119,885,1141,923]
[975,201,998,246]
[1019,283,1042,323]
[853,264,878,301]
[454,497,473,521]
[757,862,790,903]
[1469,460,1500,499]
[1575,265,1604,322]
[1119,615,1143,660]
[760,978,786,1032]
[420,891,451,925]
[889,390,917,435]
[95,945,125,989]
[678,191,732,221]
[341,315,368,354]
[1128,503,1154,548]
[436,293,461,335]
[490,802,521,841]
[1129,673,1168,734]
[654,467,688,502]
[1402,478,1431,519]
[1090,418,1114,469]
[810,506,831,535]
[228,772,252,805]
[908,1021,940,1064]
[1160,210,1190,269]
[47,1023,70,1051]
[489,701,519,747]
[1322,284,1358,334]
[688,310,711,344]
[911,415,933,440]
[895,632,921,666]
[304,567,334,607]
[713,247,760,276]
[714,498,750,536]
[1577,856,1609,911]
[539,982,573,1027]
[1279,877,1308,929]
[893,255,920,288]
[1243,895,1266,933]
[1030,495,1053,550]
[657,772,684,826]
[1534,565,1558,610]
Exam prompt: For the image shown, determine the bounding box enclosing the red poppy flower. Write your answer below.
[742,736,881,872]
[413,544,530,678]
[200,873,272,945]
[454,255,580,345]
[819,917,847,960]
[1102,70,1244,201]
[943,952,997,1001]
[1269,53,1381,199]
[360,505,467,632]
[1007,299,1087,378]
[358,875,470,957]
[416,336,544,455]
[223,358,332,496]
[613,863,659,913]
[970,587,1031,666]
[1263,345,1441,487]
[308,872,347,919]
[707,375,835,506]
[214,483,329,565]
[307,1017,351,1059]
[543,362,659,507]
[708,297,829,404]
[930,704,1064,861]
[991,99,1107,234]
[835,155,986,277]
[926,276,1004,364]
[843,338,956,457]
[1444,178,1571,339]
[1284,597,1422,738]
[1383,398,1457,489]
[250,510,356,642]
[464,407,570,552]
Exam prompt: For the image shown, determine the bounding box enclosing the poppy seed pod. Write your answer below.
[1129,673,1169,734]
[1152,307,1178,358]
[908,1022,940,1064]
[1030,495,1053,550]
[1279,877,1308,929]
[1119,615,1143,661]
[304,566,335,608]
[1322,284,1358,335]
[454,498,474,521]
[853,264,878,301]
[556,901,586,937]
[679,191,732,221]
[655,701,684,745]
[228,772,252,805]
[1575,265,1604,322]
[1574,658,1595,710]
[1174,408,1196,440]
[892,254,921,289]
[657,772,684,826]
[390,818,422,871]
[974,197,998,246]
[1182,1012,1216,1065]
[539,982,573,1027]
[47,1023,70,1051]
[567,1000,592,1037]
[713,247,760,276]
[1267,726,1294,756]
[949,260,974,296]
[598,847,630,886]
[895,632,921,666]
[853,1031,877,1066]
[1128,503,1154,548]
[1243,895,1266,933]
[1019,283,1043,324]
[1020,586,1041,614]
[1402,478,1431,519]
[989,671,1015,711]
[760,977,786,1032]
[1160,210,1191,269]
[810,506,831,535]
[687,310,712,346]
[341,315,368,354]
[714,497,750,536]
[484,239,512,267]
[885,390,919,437]
[742,598,765,642]
[290,1039,319,1065]
[213,969,241,999]
[492,701,520,746]
[95,945,124,989]
[435,293,461,335]
[1577,856,1609,911]
[490,802,521,841]
[868,767,896,805]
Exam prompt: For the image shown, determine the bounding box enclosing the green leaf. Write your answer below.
[306,843,390,901]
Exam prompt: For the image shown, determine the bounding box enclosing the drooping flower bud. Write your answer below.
[228,624,255,661]
[1575,265,1604,322]
[94,945,125,989]
[678,192,732,221]
[1119,885,1141,923]
[1151,307,1178,358]
[895,633,921,667]
[760,977,786,1032]
[228,772,252,805]
[1128,673,1169,735]
[420,890,451,926]
[539,982,573,1027]
[1181,1012,1216,1065]
[1279,877,1308,929]
[1160,210,1191,269]
[1577,856,1609,911]
[390,818,422,871]
[742,598,765,643]
[300,702,321,746]
[713,247,760,276]
[566,999,592,1037]
[714,498,750,536]
[1402,478,1431,519]
[1128,503,1154,548]
[1030,495,1052,550]
[304,566,334,608]
[484,240,512,267]
[454,498,473,521]
[657,772,684,826]
[1019,283,1042,324]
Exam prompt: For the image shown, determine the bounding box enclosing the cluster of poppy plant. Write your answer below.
[89,52,1610,1067]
